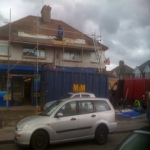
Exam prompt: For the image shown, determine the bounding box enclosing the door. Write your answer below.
[78,101,98,137]
[12,77,23,106]
[52,101,78,141]
[23,77,32,105]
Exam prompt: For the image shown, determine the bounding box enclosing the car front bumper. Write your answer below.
[14,129,33,145]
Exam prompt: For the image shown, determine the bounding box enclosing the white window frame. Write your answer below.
[0,40,9,56]
[91,52,97,62]
[22,47,45,58]
[63,51,81,61]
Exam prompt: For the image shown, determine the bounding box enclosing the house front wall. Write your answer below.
[134,68,141,78]
[144,66,150,79]
[1,41,106,69]
[0,39,106,107]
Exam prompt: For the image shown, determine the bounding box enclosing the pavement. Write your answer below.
[0,106,149,144]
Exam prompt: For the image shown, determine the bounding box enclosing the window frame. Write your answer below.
[0,40,9,56]
[22,47,46,59]
[63,50,81,61]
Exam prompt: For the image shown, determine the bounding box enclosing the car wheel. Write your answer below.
[95,125,108,145]
[31,130,49,150]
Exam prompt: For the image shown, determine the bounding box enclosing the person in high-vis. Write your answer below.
[134,100,141,107]
[132,99,144,113]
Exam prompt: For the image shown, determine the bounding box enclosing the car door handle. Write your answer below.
[91,114,96,117]
[71,117,76,120]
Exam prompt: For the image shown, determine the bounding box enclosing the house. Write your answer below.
[111,60,133,79]
[105,71,117,90]
[0,5,108,106]
[133,60,150,78]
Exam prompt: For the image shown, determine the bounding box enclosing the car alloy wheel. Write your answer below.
[31,130,49,150]
[95,125,108,145]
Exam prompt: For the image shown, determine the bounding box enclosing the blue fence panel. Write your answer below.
[41,68,108,104]
[64,72,72,94]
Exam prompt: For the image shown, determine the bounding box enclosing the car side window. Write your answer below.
[94,101,111,112]
[58,101,77,117]
[79,101,94,114]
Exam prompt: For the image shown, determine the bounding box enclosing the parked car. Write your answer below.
[14,97,117,150]
[44,92,95,110]
[114,130,150,150]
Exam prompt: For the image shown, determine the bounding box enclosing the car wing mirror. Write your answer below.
[57,113,63,118]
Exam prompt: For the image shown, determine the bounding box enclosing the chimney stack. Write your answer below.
[41,5,52,23]
[119,60,124,66]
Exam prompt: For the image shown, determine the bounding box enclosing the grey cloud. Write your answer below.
[0,13,8,26]
[0,0,150,70]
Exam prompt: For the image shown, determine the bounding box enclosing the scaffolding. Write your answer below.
[0,14,108,109]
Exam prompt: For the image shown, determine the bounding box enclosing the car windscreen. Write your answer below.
[40,101,63,116]
[59,93,72,100]
[114,132,150,150]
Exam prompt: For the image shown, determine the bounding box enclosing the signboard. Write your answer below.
[73,84,86,92]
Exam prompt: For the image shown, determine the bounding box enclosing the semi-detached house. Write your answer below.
[0,5,108,107]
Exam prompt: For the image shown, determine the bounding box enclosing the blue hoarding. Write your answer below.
[41,68,108,104]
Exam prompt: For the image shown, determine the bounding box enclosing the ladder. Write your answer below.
[93,34,102,72]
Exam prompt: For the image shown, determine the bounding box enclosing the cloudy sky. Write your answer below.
[0,0,150,70]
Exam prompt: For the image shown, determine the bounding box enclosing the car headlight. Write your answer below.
[17,124,30,131]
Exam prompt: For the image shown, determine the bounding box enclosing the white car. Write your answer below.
[44,92,95,110]
[14,97,117,150]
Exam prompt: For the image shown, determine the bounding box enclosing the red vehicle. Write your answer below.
[110,78,150,108]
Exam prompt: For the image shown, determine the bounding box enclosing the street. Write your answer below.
[0,132,130,150]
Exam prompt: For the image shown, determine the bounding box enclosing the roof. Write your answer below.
[137,60,150,72]
[0,15,108,51]
[105,71,117,79]
[111,65,133,75]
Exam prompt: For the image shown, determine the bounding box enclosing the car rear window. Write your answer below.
[94,101,111,112]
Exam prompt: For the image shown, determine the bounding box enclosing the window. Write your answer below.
[94,101,111,112]
[91,52,97,62]
[79,101,94,114]
[58,101,77,116]
[23,47,45,58]
[0,40,9,56]
[63,51,81,60]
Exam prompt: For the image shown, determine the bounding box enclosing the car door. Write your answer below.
[52,101,78,141]
[78,100,98,137]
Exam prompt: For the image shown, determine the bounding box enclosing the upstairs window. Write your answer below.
[23,47,45,58]
[0,40,9,56]
[91,52,97,62]
[63,50,81,61]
